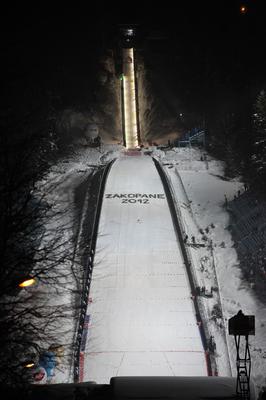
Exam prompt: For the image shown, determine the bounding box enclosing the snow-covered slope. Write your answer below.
[36,145,265,396]
[159,147,266,395]
[82,154,207,383]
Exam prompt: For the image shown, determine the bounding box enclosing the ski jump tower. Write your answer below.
[119,26,140,149]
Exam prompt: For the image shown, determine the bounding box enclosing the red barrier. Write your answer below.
[204,350,212,376]
[79,352,85,382]
[124,150,141,156]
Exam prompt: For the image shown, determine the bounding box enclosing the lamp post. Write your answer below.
[18,277,36,288]
[24,362,35,368]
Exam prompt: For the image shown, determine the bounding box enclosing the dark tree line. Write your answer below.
[204,88,266,195]
[250,90,266,191]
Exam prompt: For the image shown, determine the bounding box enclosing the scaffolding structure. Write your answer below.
[229,310,255,400]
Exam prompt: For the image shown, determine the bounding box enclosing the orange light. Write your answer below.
[240,5,247,14]
[19,278,36,288]
[25,363,35,368]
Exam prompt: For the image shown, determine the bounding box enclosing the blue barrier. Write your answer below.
[39,351,56,379]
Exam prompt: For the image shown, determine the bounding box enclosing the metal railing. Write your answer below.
[73,159,116,382]
[153,157,213,376]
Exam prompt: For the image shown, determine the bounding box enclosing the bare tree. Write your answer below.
[0,124,79,386]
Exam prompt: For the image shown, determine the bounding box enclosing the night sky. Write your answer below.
[1,1,266,119]
[2,1,266,66]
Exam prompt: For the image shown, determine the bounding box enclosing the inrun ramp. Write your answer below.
[83,155,207,383]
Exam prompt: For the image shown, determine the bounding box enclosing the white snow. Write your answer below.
[34,144,266,395]
[30,145,121,383]
[83,155,207,383]
[158,147,266,394]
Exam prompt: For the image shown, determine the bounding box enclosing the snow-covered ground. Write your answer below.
[34,144,265,395]
[159,147,266,394]
[31,145,121,384]
[82,155,207,383]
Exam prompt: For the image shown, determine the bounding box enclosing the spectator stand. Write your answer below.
[176,128,206,149]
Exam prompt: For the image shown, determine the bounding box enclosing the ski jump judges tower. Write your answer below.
[120,26,140,149]
[229,310,255,400]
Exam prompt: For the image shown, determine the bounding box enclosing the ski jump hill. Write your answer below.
[81,153,209,382]
[26,152,257,399]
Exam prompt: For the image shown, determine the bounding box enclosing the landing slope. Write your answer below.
[83,154,207,383]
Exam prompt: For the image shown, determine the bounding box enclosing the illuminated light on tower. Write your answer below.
[122,48,139,149]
